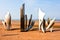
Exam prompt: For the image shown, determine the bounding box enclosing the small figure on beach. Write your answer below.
[2,12,11,30]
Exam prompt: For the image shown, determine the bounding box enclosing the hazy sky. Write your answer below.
[0,0,60,20]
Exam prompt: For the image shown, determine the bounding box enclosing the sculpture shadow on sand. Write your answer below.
[2,34,19,36]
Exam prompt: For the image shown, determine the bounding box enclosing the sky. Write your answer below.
[0,0,60,20]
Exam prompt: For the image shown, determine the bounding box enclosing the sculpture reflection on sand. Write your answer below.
[2,12,11,30]
[38,8,55,33]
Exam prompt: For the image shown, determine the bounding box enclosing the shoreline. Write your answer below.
[0,20,60,28]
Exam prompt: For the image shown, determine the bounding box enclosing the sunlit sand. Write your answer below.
[0,20,60,40]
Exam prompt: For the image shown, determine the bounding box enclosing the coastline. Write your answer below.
[0,20,60,28]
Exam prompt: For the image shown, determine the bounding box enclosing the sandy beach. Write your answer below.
[0,20,60,40]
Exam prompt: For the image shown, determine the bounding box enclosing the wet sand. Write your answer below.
[0,20,60,40]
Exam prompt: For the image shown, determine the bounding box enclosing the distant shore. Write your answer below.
[0,20,60,28]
